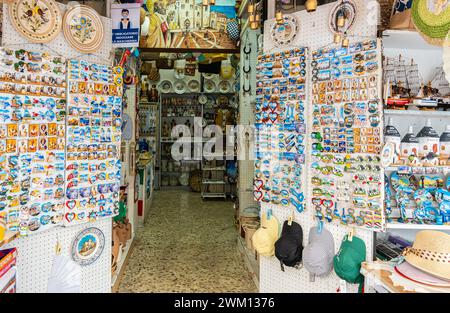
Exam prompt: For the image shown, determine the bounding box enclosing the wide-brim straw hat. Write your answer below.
[402,230,450,281]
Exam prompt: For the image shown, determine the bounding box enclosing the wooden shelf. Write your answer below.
[384,109,450,117]
[384,165,449,174]
[0,231,19,248]
[111,237,135,292]
[387,222,450,230]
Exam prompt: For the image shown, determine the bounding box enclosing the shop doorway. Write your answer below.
[113,54,257,293]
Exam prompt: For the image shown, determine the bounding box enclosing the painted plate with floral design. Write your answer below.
[63,5,104,54]
[9,0,62,43]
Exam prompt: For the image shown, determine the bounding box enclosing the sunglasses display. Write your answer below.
[254,48,308,213]
[64,59,123,226]
[310,39,385,231]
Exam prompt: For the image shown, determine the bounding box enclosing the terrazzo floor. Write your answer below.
[118,190,257,293]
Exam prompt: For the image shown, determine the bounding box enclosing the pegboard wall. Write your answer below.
[238,28,260,211]
[3,219,111,293]
[2,2,113,66]
[263,0,379,54]
[259,0,378,293]
[1,2,114,293]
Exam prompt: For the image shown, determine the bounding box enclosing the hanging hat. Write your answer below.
[252,213,279,257]
[303,225,335,279]
[334,234,366,292]
[274,220,303,271]
[402,230,450,281]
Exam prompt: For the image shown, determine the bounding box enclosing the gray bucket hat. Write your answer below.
[303,225,335,280]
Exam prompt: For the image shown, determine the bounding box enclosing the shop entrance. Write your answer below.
[118,190,256,292]
[112,53,257,293]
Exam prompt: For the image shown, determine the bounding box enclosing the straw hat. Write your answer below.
[403,230,450,280]
[252,213,279,256]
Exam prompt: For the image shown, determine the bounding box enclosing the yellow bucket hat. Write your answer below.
[252,212,279,256]
[403,230,450,280]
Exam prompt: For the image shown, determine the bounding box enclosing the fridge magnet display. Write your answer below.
[71,227,105,266]
[309,39,385,231]
[64,59,122,226]
[0,48,66,235]
[329,0,357,36]
[254,48,307,213]
[270,14,299,47]
[63,5,104,54]
[8,0,62,44]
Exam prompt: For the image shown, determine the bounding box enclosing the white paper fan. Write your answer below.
[47,255,81,293]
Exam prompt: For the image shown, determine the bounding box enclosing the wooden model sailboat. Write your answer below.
[413,65,450,107]
[385,55,413,106]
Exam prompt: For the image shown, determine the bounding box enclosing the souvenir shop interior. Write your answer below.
[0,0,450,294]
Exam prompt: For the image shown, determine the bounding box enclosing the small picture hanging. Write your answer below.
[71,227,105,266]
[270,14,299,47]
[8,0,62,43]
[329,0,357,36]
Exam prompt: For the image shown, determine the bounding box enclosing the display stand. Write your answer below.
[1,2,115,292]
[381,28,450,239]
[258,1,379,293]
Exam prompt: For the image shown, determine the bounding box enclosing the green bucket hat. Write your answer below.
[333,235,366,292]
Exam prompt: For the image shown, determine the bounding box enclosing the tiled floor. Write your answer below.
[118,190,257,293]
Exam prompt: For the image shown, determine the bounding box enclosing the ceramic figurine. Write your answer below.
[384,117,401,164]
[417,119,440,158]
[421,152,439,167]
[439,125,450,164]
[401,126,419,157]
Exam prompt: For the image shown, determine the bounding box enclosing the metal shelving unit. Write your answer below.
[159,93,203,189]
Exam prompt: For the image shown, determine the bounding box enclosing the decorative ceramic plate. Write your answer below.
[329,0,357,35]
[198,94,208,104]
[173,80,187,94]
[270,14,299,47]
[204,79,216,93]
[218,80,231,93]
[71,227,105,266]
[158,80,172,93]
[63,5,104,54]
[216,95,229,106]
[187,80,200,92]
[9,0,62,43]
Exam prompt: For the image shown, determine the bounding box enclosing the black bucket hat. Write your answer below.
[274,220,303,271]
